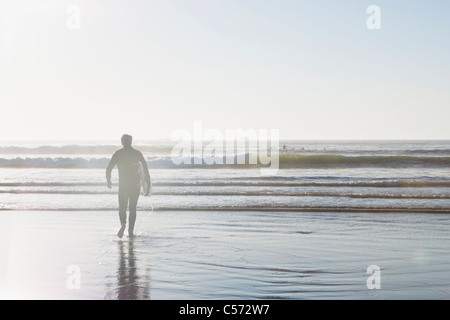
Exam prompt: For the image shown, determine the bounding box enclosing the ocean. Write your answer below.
[1,140,450,213]
[2,140,450,300]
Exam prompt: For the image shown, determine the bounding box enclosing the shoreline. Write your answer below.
[2,207,450,214]
[2,209,450,299]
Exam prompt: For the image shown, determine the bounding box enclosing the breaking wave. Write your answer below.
[0,154,449,169]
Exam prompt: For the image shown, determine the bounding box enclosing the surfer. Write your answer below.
[106,134,151,238]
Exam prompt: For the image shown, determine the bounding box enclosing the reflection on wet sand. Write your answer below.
[105,239,151,300]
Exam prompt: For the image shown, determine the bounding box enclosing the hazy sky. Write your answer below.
[1,0,449,141]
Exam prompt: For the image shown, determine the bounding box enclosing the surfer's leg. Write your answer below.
[118,187,129,238]
[128,187,140,237]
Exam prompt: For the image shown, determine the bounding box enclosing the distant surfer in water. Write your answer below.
[106,134,151,238]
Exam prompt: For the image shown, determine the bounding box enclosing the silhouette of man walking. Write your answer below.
[106,134,151,238]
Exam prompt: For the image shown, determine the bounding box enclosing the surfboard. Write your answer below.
[138,162,152,196]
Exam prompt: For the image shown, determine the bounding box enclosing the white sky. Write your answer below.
[1,0,450,141]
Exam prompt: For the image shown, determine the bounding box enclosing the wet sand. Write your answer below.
[1,209,450,299]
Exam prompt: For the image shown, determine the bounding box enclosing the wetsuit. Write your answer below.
[106,146,150,235]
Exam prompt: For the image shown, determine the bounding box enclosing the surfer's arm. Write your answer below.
[106,152,118,187]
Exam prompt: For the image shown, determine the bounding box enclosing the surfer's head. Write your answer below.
[121,134,132,147]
